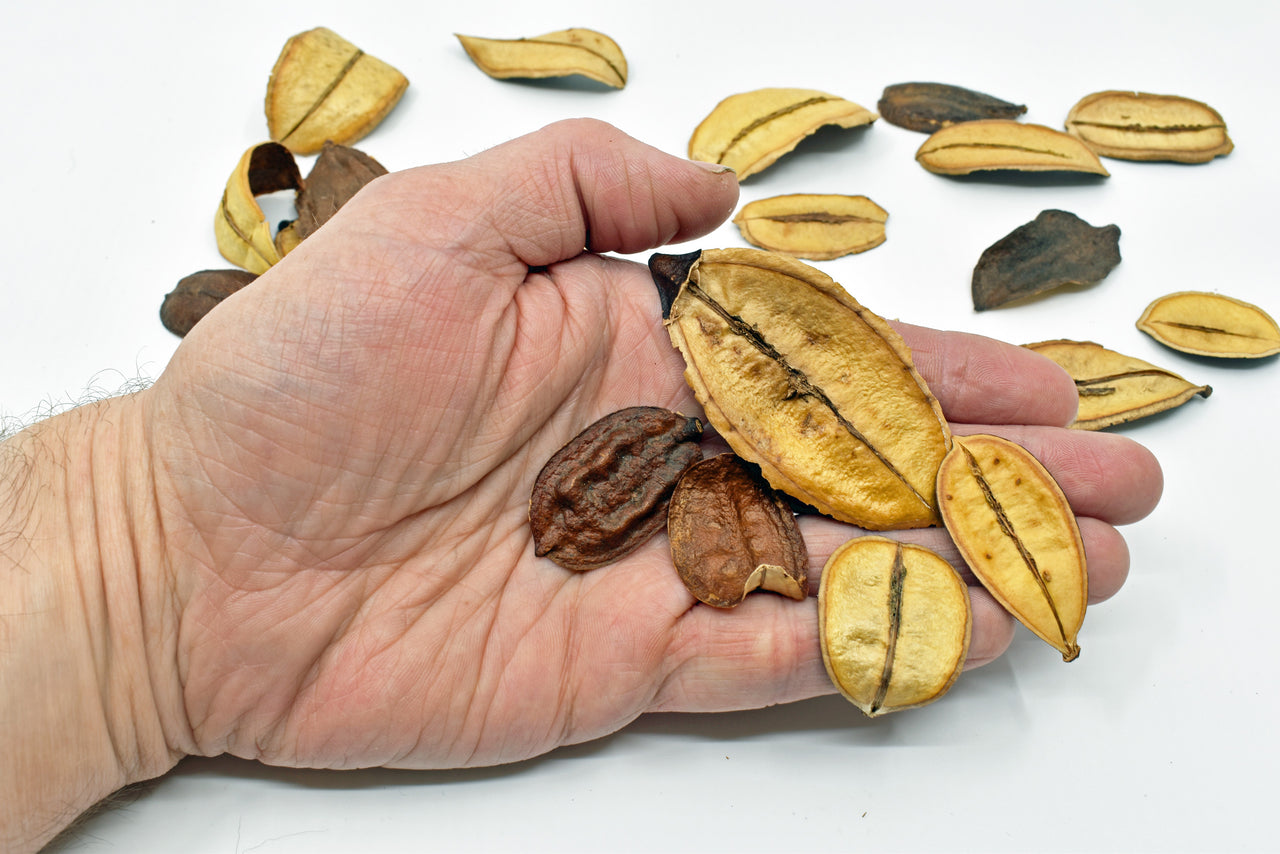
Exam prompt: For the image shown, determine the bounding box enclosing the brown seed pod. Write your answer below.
[878,82,1026,133]
[668,454,808,608]
[159,269,258,337]
[529,407,703,571]
[650,248,951,530]
[937,435,1087,662]
[819,536,971,716]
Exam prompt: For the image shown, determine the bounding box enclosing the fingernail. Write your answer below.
[689,159,735,175]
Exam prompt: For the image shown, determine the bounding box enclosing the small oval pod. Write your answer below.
[1136,291,1280,358]
[937,434,1087,661]
[916,120,1109,176]
[689,88,878,180]
[1065,90,1232,163]
[819,537,971,716]
[733,193,888,260]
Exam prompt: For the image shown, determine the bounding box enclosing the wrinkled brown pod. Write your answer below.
[668,454,808,608]
[530,406,703,571]
[972,210,1121,310]
[878,82,1026,133]
[160,269,258,337]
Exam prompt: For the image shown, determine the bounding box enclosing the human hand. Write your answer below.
[143,118,1160,772]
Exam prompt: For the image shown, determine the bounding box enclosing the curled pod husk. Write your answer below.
[1136,291,1280,358]
[878,82,1026,133]
[529,407,703,571]
[456,28,627,88]
[1024,340,1211,429]
[1065,90,1233,163]
[668,454,808,608]
[733,193,888,260]
[689,88,878,180]
[214,142,303,274]
[937,434,1087,662]
[819,536,971,717]
[266,27,409,155]
[916,120,1109,176]
[650,248,952,530]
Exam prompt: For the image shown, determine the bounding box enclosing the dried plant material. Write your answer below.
[1065,90,1233,163]
[266,27,409,155]
[650,248,952,530]
[668,454,808,608]
[1024,340,1212,429]
[1137,292,1280,358]
[276,142,389,255]
[937,434,1087,662]
[878,82,1026,133]
[916,120,1109,176]
[159,269,258,337]
[732,194,888,260]
[688,88,878,180]
[214,142,303,275]
[972,210,1121,311]
[456,28,627,88]
[819,537,971,717]
[530,407,703,571]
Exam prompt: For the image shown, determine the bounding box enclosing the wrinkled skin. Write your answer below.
[147,119,1161,771]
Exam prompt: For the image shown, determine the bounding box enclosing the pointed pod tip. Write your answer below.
[648,250,701,319]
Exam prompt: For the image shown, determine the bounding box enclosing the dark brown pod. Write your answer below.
[160,269,258,336]
[878,82,1026,133]
[668,453,808,608]
[530,406,703,571]
[972,210,1121,311]
[294,142,388,240]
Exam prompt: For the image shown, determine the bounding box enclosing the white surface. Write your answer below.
[4,1,1277,852]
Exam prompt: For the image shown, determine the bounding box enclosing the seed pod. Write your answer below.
[1024,340,1212,429]
[530,407,703,571]
[819,537,971,717]
[916,120,1109,176]
[1065,90,1233,163]
[937,434,1087,662]
[266,27,409,155]
[214,142,303,275]
[159,269,258,337]
[650,248,952,530]
[877,82,1027,133]
[732,194,888,260]
[456,28,627,88]
[689,88,878,180]
[668,454,808,608]
[1136,292,1280,358]
[971,210,1121,311]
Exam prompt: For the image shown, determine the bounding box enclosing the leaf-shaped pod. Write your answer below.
[456,28,627,88]
[972,210,1121,311]
[820,537,971,717]
[733,193,888,260]
[214,142,303,275]
[1065,90,1233,163]
[668,454,808,608]
[650,248,952,530]
[1024,340,1212,429]
[916,120,1109,176]
[689,88,878,180]
[937,435,1087,662]
[1136,292,1280,358]
[266,27,409,155]
[878,82,1027,133]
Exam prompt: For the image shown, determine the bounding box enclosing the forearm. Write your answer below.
[0,395,186,852]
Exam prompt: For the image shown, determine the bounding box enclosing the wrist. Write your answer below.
[0,393,188,851]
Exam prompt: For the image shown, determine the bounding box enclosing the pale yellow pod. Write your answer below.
[689,88,878,180]
[1065,90,1232,163]
[456,29,627,88]
[937,434,1087,662]
[266,27,409,155]
[916,120,1109,176]
[819,537,971,717]
[1025,340,1212,429]
[733,194,888,260]
[1137,291,1280,358]
[214,142,302,275]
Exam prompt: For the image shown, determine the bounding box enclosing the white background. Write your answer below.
[4,1,1277,851]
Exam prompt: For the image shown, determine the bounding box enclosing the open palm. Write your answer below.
[144,119,1160,772]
